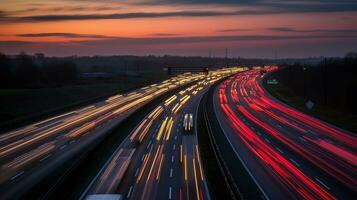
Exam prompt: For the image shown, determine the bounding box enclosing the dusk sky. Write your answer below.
[0,0,357,58]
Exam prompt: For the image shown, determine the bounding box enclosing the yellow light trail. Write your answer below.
[180,144,183,163]
[146,145,162,183]
[165,117,174,141]
[193,158,201,200]
[156,154,165,181]
[156,117,168,141]
[184,154,188,181]
[195,145,204,181]
[136,146,153,183]
[130,119,148,141]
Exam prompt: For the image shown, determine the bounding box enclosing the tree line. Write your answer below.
[0,52,77,88]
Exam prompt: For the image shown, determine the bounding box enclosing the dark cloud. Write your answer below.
[217,28,253,32]
[1,1,356,23]
[16,33,114,39]
[147,33,183,36]
[267,27,357,33]
[136,0,357,13]
[72,34,357,46]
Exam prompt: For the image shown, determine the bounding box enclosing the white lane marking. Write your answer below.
[146,142,151,150]
[251,127,255,131]
[141,154,145,161]
[173,144,176,150]
[135,168,140,177]
[69,140,76,144]
[315,178,331,190]
[171,155,175,163]
[169,186,172,199]
[11,171,24,181]
[170,168,173,178]
[276,124,282,128]
[60,145,67,150]
[127,185,133,198]
[256,131,261,136]
[276,147,284,154]
[289,158,300,167]
[175,136,177,140]
[265,138,271,143]
[40,154,51,162]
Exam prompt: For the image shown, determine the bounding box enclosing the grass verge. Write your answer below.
[264,72,357,133]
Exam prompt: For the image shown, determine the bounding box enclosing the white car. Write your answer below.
[183,113,193,132]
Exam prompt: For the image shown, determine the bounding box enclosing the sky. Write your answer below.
[0,0,356,58]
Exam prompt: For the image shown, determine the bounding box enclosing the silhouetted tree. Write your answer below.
[0,52,13,88]
[13,52,41,87]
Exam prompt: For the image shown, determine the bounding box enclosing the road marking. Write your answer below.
[173,144,176,150]
[290,158,300,167]
[276,147,284,154]
[171,155,175,163]
[127,185,133,198]
[141,154,145,161]
[60,145,67,150]
[175,135,177,140]
[265,138,271,143]
[135,168,140,177]
[299,137,307,142]
[251,126,255,131]
[40,154,51,162]
[276,124,282,128]
[315,178,330,190]
[69,140,76,144]
[11,171,24,181]
[146,142,151,150]
[170,168,173,178]
[256,131,261,136]
[169,186,172,199]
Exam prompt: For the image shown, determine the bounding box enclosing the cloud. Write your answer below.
[217,28,253,32]
[136,0,357,13]
[72,34,357,46]
[16,33,114,39]
[146,33,183,36]
[1,1,356,23]
[6,11,244,22]
[266,27,357,33]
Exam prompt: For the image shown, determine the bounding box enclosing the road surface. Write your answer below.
[211,68,356,199]
[82,69,244,200]
[0,73,211,198]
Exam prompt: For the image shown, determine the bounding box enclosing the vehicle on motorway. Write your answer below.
[183,113,193,132]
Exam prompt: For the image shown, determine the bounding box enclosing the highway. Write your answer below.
[83,69,244,200]
[2,65,353,200]
[0,73,210,198]
[211,67,356,199]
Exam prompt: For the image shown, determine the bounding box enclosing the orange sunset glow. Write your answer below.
[0,0,357,57]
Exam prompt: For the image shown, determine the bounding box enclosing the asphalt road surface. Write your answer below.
[212,68,356,200]
[82,70,243,200]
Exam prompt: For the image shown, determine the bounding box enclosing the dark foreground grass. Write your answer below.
[264,75,357,134]
[0,76,165,132]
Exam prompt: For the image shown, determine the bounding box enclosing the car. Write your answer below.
[183,113,193,132]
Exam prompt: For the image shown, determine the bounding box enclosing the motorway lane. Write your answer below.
[213,68,356,199]
[83,70,243,200]
[0,74,209,198]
